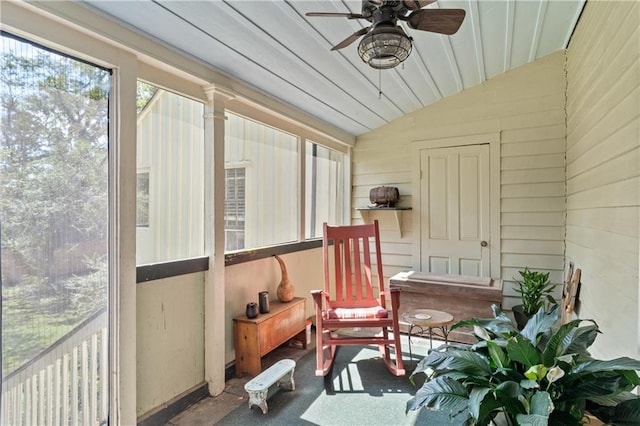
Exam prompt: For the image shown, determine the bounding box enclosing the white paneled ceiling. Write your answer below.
[80,0,585,137]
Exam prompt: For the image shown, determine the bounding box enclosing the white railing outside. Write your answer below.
[1,309,108,425]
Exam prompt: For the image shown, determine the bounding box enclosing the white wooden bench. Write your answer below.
[244,358,296,414]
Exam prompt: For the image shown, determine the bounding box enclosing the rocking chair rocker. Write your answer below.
[311,220,405,377]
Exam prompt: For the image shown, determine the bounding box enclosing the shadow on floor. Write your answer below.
[166,332,456,426]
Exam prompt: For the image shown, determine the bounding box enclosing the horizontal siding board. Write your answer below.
[567,88,640,162]
[501,197,565,213]
[500,109,565,131]
[566,224,638,269]
[501,124,565,144]
[501,226,565,241]
[567,147,640,194]
[568,70,639,154]
[501,182,565,198]
[502,153,565,170]
[502,212,565,226]
[501,168,565,184]
[501,139,565,157]
[501,253,564,270]
[352,171,412,186]
[352,184,412,199]
[501,240,564,256]
[566,177,640,210]
[565,242,637,288]
[566,207,639,238]
[567,121,639,179]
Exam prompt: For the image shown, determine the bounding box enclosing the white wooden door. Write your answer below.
[420,144,490,276]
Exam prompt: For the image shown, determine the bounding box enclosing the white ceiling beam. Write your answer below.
[503,0,515,73]
[468,0,486,83]
[529,0,549,61]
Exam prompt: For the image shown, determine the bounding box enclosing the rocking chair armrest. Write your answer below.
[310,290,331,308]
[389,287,401,312]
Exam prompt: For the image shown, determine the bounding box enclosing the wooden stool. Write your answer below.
[244,358,296,414]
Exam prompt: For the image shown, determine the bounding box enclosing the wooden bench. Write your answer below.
[244,358,296,414]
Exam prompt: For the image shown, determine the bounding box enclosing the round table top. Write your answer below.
[402,309,454,327]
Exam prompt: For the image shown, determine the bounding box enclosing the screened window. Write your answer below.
[1,32,110,425]
[137,171,150,227]
[305,142,345,238]
[136,82,205,264]
[225,112,299,250]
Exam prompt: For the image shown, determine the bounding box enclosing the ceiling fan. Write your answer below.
[306,0,466,69]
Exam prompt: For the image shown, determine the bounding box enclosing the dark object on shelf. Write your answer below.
[369,186,399,207]
[259,291,270,313]
[246,302,259,319]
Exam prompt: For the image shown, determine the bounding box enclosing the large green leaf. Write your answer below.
[517,414,551,426]
[558,323,599,358]
[429,349,493,377]
[520,305,559,343]
[513,392,554,426]
[542,321,580,366]
[588,398,640,425]
[452,317,517,337]
[589,391,639,407]
[406,376,469,413]
[563,374,631,400]
[469,387,492,421]
[488,340,509,369]
[507,336,541,369]
[495,381,522,399]
[531,391,554,416]
[571,358,640,375]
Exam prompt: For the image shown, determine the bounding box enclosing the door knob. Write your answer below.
[480,240,488,247]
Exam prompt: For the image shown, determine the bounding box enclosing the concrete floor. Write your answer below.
[165,337,316,425]
[164,331,437,426]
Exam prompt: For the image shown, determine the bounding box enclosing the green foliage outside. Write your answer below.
[1,36,110,376]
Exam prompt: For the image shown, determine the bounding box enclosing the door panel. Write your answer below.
[420,145,490,276]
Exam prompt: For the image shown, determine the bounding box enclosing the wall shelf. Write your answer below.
[356,207,412,236]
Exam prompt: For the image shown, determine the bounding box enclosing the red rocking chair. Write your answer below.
[311,220,405,377]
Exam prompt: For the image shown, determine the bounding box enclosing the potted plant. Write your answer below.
[406,305,640,425]
[512,267,556,329]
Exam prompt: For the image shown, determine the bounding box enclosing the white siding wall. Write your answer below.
[225,114,299,248]
[353,51,567,309]
[137,91,205,264]
[566,1,640,358]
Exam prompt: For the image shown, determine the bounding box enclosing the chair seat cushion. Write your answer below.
[325,306,388,320]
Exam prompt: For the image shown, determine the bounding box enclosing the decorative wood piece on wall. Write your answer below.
[274,255,295,302]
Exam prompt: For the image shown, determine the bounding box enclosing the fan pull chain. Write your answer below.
[378,68,382,99]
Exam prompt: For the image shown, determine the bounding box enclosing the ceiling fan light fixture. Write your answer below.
[357,24,412,69]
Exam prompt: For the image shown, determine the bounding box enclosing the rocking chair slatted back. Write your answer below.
[324,221,385,308]
[312,220,405,377]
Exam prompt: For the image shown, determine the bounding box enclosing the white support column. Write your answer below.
[203,85,235,395]
[110,51,138,426]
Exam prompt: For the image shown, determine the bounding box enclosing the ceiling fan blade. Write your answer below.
[306,12,366,20]
[407,9,466,35]
[331,26,371,51]
[403,0,437,10]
